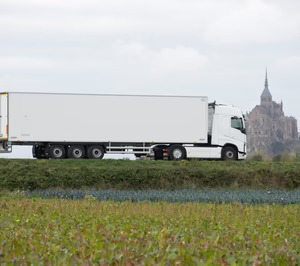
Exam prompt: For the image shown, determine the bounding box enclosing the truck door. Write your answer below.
[0,93,8,140]
[230,116,246,151]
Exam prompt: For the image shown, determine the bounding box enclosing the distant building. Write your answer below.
[246,70,299,157]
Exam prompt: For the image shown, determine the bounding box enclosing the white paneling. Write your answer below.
[8,93,208,143]
[186,146,222,158]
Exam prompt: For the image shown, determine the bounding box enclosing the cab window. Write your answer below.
[231,117,244,131]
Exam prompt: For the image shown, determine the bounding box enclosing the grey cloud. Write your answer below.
[0,0,299,125]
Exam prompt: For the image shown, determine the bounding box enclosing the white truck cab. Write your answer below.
[211,104,247,160]
[178,103,246,160]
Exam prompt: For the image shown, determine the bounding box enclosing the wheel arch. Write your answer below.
[222,143,238,152]
[87,143,107,152]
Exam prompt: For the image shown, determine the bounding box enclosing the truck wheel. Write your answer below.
[49,145,66,159]
[87,145,104,159]
[222,146,237,161]
[68,145,85,159]
[168,145,186,160]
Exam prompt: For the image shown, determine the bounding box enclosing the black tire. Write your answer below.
[49,145,66,159]
[222,146,237,161]
[87,145,105,159]
[68,145,85,159]
[168,145,186,160]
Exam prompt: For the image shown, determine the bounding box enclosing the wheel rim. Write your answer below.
[173,149,183,159]
[53,148,63,158]
[73,148,83,158]
[92,148,102,158]
[226,151,234,159]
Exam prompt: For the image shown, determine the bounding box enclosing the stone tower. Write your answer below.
[260,70,272,107]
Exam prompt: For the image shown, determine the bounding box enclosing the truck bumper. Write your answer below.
[238,152,247,160]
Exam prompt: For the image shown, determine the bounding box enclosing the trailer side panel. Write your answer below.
[8,93,208,143]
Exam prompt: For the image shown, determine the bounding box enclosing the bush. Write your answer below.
[248,153,264,162]
[272,154,281,162]
[294,153,300,162]
[280,152,295,162]
[0,159,299,191]
[247,151,272,162]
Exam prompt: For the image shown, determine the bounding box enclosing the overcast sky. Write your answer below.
[0,0,299,158]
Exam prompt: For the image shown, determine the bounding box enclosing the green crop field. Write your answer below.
[0,198,299,264]
[27,189,300,204]
[0,159,299,264]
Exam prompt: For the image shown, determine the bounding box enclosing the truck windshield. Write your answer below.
[231,117,244,131]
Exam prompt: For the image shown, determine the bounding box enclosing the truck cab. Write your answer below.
[211,104,247,160]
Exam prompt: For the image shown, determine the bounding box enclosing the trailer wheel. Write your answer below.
[68,145,85,159]
[87,145,104,159]
[168,145,186,160]
[49,145,66,159]
[222,146,237,161]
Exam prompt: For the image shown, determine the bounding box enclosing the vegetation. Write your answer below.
[26,189,300,205]
[0,159,299,190]
[246,151,270,162]
[0,198,298,264]
[247,151,300,163]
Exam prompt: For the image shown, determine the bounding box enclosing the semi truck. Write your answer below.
[0,92,247,160]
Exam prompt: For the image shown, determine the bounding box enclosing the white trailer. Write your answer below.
[0,92,247,160]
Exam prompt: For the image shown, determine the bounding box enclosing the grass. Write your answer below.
[0,198,299,264]
[0,159,299,190]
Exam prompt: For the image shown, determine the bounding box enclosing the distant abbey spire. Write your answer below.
[264,69,269,89]
[261,68,272,106]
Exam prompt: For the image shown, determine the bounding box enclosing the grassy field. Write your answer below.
[1,159,299,264]
[0,198,299,264]
[0,159,299,190]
